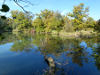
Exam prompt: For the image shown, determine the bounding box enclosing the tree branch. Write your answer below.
[14,0,28,13]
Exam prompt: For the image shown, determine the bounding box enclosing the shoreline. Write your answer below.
[11,30,99,38]
[58,31,98,38]
[0,30,99,39]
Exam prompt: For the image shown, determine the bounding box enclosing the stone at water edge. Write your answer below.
[45,56,55,68]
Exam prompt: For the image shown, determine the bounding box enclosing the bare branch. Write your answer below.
[13,0,28,13]
[19,0,34,6]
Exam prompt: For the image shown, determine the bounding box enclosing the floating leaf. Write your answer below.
[0,4,10,12]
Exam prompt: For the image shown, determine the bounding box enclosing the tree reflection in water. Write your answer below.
[0,32,100,75]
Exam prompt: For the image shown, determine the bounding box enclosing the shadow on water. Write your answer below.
[0,32,100,75]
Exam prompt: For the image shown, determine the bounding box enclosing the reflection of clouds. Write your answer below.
[0,33,100,74]
[93,43,100,48]
[80,41,87,48]
[80,41,93,55]
[86,47,93,55]
[33,45,38,50]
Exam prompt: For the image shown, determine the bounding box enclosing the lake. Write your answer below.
[0,33,100,75]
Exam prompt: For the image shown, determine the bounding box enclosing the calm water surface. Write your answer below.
[0,33,100,75]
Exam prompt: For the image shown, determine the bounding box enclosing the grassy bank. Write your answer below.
[50,30,98,38]
[12,29,98,38]
[58,30,98,38]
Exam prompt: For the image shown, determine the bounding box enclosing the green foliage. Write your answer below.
[0,3,97,33]
[0,0,34,32]
[32,3,96,33]
[0,17,10,32]
[85,17,96,30]
[63,16,73,32]
[32,16,44,32]
[0,4,10,12]
[10,10,33,31]
[47,12,64,31]
[68,3,89,31]
[1,16,6,19]
[0,4,10,19]
[95,19,100,32]
[33,10,64,33]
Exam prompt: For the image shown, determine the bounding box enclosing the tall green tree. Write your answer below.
[85,17,96,30]
[63,16,73,32]
[33,9,64,32]
[0,17,11,32]
[11,10,33,31]
[32,16,44,32]
[68,3,89,31]
[44,11,64,32]
[95,19,100,32]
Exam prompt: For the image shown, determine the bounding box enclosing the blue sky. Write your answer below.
[0,0,100,20]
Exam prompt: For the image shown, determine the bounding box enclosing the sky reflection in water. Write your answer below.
[0,33,100,75]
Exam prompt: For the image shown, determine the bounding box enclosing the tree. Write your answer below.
[32,16,44,32]
[0,17,11,32]
[68,3,89,31]
[0,4,10,19]
[0,0,33,33]
[95,19,100,32]
[85,17,96,30]
[44,11,64,32]
[0,0,30,19]
[11,10,33,31]
[33,9,64,33]
[63,16,73,32]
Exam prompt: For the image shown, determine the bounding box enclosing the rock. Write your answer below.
[44,56,55,68]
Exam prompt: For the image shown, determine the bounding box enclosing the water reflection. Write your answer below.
[0,33,100,75]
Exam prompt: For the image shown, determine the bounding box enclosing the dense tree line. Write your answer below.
[0,3,100,33]
[95,19,100,32]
